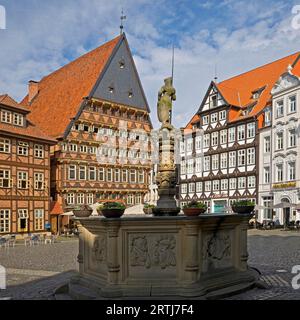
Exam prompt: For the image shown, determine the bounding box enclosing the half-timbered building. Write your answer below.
[180,52,300,214]
[21,34,153,211]
[0,94,56,236]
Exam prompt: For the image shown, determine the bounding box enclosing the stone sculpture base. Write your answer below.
[66,214,259,299]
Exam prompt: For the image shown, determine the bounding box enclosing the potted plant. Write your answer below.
[73,205,93,218]
[183,201,207,217]
[143,204,155,215]
[101,202,126,218]
[231,200,255,214]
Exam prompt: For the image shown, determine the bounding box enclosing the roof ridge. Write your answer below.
[219,51,300,84]
[40,35,122,83]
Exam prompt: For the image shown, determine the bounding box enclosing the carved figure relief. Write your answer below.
[130,236,151,268]
[92,236,107,262]
[203,233,231,261]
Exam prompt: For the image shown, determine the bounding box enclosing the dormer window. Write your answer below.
[1,110,12,123]
[109,86,114,94]
[210,94,218,108]
[13,113,24,126]
[119,59,125,69]
[128,90,133,98]
[252,86,265,100]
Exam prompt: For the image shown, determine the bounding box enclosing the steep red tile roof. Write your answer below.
[216,52,300,122]
[50,201,64,215]
[22,35,122,139]
[0,94,30,113]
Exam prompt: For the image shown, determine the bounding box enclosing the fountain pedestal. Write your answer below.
[67,214,259,299]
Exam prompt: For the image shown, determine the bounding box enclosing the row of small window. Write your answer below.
[0,209,44,233]
[181,176,257,194]
[202,110,227,125]
[181,148,256,174]
[0,170,45,189]
[0,138,45,157]
[263,130,297,153]
[1,109,24,127]
[263,162,296,183]
[68,166,145,184]
[66,193,143,206]
[275,95,297,118]
[71,124,149,141]
[181,123,256,153]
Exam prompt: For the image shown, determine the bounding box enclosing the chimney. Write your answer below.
[28,80,39,103]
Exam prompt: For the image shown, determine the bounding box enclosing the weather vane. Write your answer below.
[120,9,126,35]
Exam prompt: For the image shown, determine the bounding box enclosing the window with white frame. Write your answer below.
[18,141,29,156]
[248,176,256,188]
[265,108,271,126]
[180,141,185,153]
[187,139,193,152]
[264,167,270,184]
[189,183,195,193]
[229,151,236,168]
[288,129,296,148]
[77,193,85,204]
[211,132,218,146]
[247,148,255,165]
[211,94,218,108]
[107,168,113,182]
[276,163,283,182]
[181,160,186,174]
[202,115,209,125]
[229,178,236,190]
[88,167,96,181]
[205,181,211,192]
[138,170,144,183]
[68,165,76,180]
[237,125,245,141]
[0,209,10,233]
[263,197,273,219]
[114,169,120,182]
[80,145,88,153]
[213,180,219,191]
[69,144,78,152]
[195,136,201,150]
[181,184,187,194]
[195,158,201,173]
[276,132,283,150]
[87,193,94,205]
[130,170,136,183]
[238,177,246,189]
[13,113,24,126]
[228,127,235,143]
[288,162,296,181]
[219,110,226,121]
[203,134,210,148]
[67,193,75,205]
[0,169,11,188]
[122,169,128,182]
[187,159,194,174]
[276,100,284,118]
[0,138,11,153]
[18,171,28,189]
[289,95,297,113]
[204,156,210,171]
[238,149,245,166]
[220,130,227,144]
[212,154,219,170]
[34,209,44,231]
[34,144,44,158]
[1,110,11,123]
[247,123,255,138]
[221,179,228,191]
[264,136,271,153]
[211,113,218,123]
[79,166,86,180]
[196,182,202,192]
[34,172,44,190]
[98,168,105,181]
[220,153,227,169]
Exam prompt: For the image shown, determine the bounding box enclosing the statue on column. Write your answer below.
[157,77,176,130]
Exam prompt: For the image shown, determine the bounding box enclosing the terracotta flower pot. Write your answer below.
[73,209,93,218]
[231,205,255,214]
[101,209,125,218]
[183,208,206,217]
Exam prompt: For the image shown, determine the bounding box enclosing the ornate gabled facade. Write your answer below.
[258,62,300,224]
[180,52,300,214]
[0,94,56,236]
[21,34,153,210]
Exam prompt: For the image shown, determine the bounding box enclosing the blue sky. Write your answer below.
[0,0,300,128]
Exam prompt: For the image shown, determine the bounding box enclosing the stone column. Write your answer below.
[107,221,120,284]
[183,224,200,282]
[77,222,85,274]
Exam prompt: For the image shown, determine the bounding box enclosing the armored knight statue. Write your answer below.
[157,77,176,129]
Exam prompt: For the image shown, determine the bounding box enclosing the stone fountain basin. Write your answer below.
[71,214,258,299]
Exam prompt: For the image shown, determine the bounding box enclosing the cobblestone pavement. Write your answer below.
[0,231,300,300]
